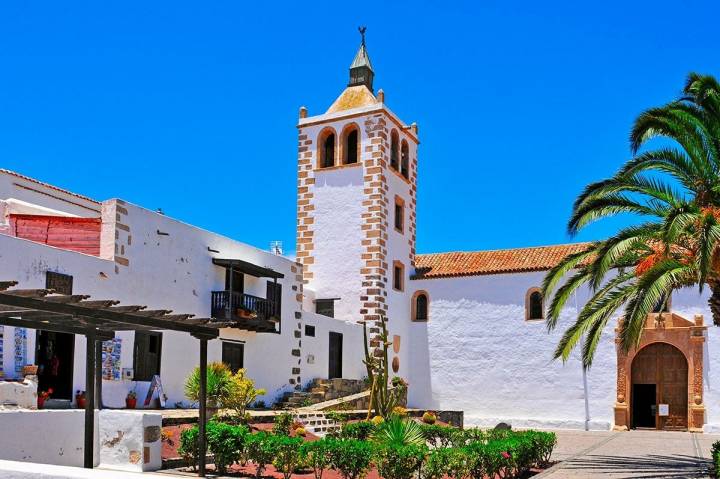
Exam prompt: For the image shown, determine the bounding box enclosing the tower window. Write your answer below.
[390,130,399,170]
[318,128,336,169]
[315,299,335,318]
[400,140,409,179]
[394,196,405,233]
[526,288,544,321]
[393,261,405,292]
[412,291,429,321]
[343,125,359,164]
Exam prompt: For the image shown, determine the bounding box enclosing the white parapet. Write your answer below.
[99,410,162,472]
[0,375,38,409]
[0,409,99,467]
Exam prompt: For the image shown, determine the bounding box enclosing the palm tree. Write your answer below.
[542,73,720,367]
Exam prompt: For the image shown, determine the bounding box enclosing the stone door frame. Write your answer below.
[613,313,707,432]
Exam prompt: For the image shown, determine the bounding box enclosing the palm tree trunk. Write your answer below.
[708,279,720,326]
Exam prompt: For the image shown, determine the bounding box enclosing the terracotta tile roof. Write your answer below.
[0,169,100,205]
[412,243,593,279]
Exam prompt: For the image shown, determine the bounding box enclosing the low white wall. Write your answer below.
[99,411,162,472]
[0,376,37,408]
[0,410,99,467]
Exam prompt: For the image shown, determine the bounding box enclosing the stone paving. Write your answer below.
[538,430,718,478]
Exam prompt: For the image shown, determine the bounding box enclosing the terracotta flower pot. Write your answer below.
[76,396,86,409]
[22,365,38,376]
[126,398,137,409]
[37,397,45,409]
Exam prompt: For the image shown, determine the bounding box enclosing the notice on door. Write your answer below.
[658,404,669,416]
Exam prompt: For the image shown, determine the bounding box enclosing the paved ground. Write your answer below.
[538,430,718,478]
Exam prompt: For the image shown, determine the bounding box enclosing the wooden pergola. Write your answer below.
[0,280,238,477]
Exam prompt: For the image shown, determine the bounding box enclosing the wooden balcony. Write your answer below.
[210,291,278,333]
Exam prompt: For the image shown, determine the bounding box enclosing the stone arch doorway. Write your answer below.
[630,342,688,430]
[614,313,707,432]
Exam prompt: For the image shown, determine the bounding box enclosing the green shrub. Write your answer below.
[375,444,427,479]
[526,430,557,466]
[301,439,333,479]
[422,447,452,479]
[420,424,457,449]
[373,415,425,447]
[247,432,279,478]
[206,421,248,474]
[713,440,720,476]
[273,412,294,436]
[444,447,470,479]
[340,421,376,440]
[328,438,374,479]
[272,435,304,479]
[178,425,200,471]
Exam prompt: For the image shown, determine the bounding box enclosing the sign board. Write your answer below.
[658,404,669,416]
[143,375,167,408]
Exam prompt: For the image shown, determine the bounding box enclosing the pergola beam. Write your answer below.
[0,292,218,337]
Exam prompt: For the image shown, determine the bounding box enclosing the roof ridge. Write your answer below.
[0,169,100,205]
[416,242,593,257]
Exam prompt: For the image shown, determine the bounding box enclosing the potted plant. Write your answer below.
[38,388,53,409]
[22,364,38,376]
[75,390,86,408]
[126,390,137,409]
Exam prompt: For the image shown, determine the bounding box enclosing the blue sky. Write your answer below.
[1,1,719,255]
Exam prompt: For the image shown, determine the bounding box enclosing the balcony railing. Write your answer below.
[211,291,279,323]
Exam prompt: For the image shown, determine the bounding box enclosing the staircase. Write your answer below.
[277,378,366,410]
[292,411,341,437]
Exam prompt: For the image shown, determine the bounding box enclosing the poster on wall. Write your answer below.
[14,328,26,376]
[101,338,122,380]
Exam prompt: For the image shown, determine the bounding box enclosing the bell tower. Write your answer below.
[296,29,419,378]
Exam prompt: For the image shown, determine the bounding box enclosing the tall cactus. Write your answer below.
[363,316,404,419]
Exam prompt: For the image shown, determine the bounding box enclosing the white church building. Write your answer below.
[2,36,720,433]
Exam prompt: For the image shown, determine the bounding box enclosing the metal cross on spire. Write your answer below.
[359,26,367,47]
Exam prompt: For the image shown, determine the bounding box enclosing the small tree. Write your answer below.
[184,362,233,408]
[225,368,266,419]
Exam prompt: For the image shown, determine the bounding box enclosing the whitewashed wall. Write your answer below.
[409,270,720,431]
[307,163,365,322]
[0,193,367,407]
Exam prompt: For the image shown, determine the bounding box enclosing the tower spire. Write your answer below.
[348,26,374,92]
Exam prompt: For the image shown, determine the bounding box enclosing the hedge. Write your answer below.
[179,421,556,479]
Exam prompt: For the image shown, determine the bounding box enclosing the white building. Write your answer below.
[1,35,719,434]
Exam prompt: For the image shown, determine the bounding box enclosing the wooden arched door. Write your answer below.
[631,342,688,430]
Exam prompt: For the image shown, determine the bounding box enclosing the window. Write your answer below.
[390,130,399,170]
[266,281,282,319]
[526,288,544,321]
[394,196,405,233]
[400,140,409,179]
[222,341,244,373]
[133,331,162,381]
[305,325,316,337]
[46,271,73,295]
[318,128,336,168]
[412,291,429,321]
[393,261,405,292]
[342,125,359,164]
[315,299,335,318]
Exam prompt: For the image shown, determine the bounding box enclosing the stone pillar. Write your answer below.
[689,314,706,432]
[613,332,629,431]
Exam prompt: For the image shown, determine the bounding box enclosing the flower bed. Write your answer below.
[173,415,556,478]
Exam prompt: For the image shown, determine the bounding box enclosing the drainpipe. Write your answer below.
[576,290,591,431]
